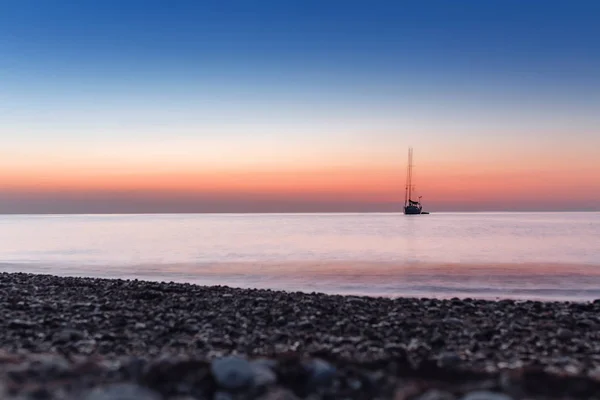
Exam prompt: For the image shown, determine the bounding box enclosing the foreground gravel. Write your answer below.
[1,272,600,399]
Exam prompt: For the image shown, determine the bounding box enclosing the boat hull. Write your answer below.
[404,205,423,215]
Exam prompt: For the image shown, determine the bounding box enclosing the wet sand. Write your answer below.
[1,272,599,399]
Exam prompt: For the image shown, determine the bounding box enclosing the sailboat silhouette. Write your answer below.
[404,148,429,215]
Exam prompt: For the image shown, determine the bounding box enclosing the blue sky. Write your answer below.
[1,0,599,212]
[3,0,599,138]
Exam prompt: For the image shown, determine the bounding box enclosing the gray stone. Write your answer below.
[251,362,277,387]
[443,317,464,326]
[438,352,462,368]
[460,391,513,400]
[26,354,71,375]
[305,358,336,386]
[53,329,85,344]
[258,389,300,400]
[75,339,97,354]
[416,389,456,400]
[211,356,254,390]
[251,358,278,370]
[84,383,161,400]
[8,319,35,329]
[213,391,233,400]
[557,328,573,339]
[348,378,362,390]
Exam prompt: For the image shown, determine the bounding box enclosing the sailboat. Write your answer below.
[404,147,429,215]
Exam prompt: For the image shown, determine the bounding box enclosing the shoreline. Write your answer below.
[3,262,600,303]
[1,272,600,399]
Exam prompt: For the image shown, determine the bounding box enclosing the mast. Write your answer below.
[408,147,413,202]
[405,147,413,206]
[404,148,409,207]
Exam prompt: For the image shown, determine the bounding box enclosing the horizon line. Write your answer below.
[2,210,599,216]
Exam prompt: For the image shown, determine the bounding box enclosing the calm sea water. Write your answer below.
[1,212,599,301]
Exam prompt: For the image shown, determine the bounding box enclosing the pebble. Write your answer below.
[27,353,71,374]
[83,383,161,400]
[211,356,254,390]
[251,358,278,370]
[0,272,599,399]
[557,328,573,340]
[75,339,97,354]
[460,391,513,400]
[415,389,456,400]
[443,317,464,326]
[213,391,233,400]
[438,352,462,368]
[53,328,85,344]
[259,389,300,400]
[8,319,35,329]
[251,362,277,387]
[305,358,337,386]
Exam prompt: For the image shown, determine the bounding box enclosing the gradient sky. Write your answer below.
[1,0,599,213]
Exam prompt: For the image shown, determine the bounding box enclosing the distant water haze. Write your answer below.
[1,212,599,301]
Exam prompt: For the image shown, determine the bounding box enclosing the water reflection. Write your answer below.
[1,212,599,301]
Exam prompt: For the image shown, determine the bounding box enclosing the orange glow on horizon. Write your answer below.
[1,162,598,208]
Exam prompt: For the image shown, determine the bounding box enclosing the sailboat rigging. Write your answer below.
[404,147,429,215]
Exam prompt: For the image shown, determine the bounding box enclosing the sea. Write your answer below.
[1,212,599,302]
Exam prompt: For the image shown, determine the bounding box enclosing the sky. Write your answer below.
[1,0,599,213]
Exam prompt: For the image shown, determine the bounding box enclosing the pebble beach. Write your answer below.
[1,272,600,399]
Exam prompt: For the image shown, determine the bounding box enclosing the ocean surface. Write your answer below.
[1,212,599,301]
